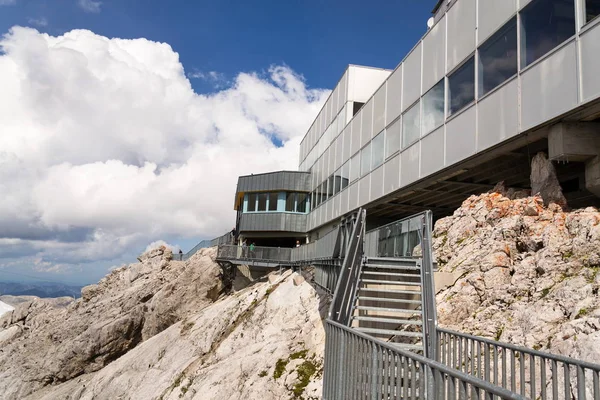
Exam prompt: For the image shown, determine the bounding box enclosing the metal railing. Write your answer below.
[328,209,365,325]
[291,226,341,262]
[364,212,431,258]
[419,210,438,361]
[216,244,292,264]
[180,232,234,261]
[437,328,600,400]
[323,320,527,400]
[312,261,342,294]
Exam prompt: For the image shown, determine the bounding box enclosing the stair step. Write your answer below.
[366,264,420,271]
[357,296,422,305]
[367,257,420,264]
[352,316,423,325]
[361,279,421,286]
[391,343,424,351]
[354,306,422,314]
[354,327,424,338]
[362,271,421,278]
[359,287,421,296]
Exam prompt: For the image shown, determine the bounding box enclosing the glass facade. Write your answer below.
[350,153,360,182]
[371,131,385,170]
[385,117,401,158]
[402,101,420,148]
[479,18,517,97]
[520,0,575,68]
[340,161,350,190]
[448,57,475,116]
[587,0,600,23]
[257,194,267,211]
[245,191,309,214]
[422,80,445,134]
[361,143,372,177]
[247,193,257,212]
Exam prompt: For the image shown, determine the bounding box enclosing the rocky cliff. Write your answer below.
[0,247,326,400]
[433,193,600,362]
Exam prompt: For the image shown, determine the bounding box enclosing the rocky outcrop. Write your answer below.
[0,246,223,399]
[530,152,568,208]
[21,270,327,400]
[433,193,600,362]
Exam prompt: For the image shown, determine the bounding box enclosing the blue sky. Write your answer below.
[0,0,434,285]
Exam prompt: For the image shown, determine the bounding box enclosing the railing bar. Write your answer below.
[458,336,463,374]
[565,363,571,400]
[449,374,456,400]
[477,341,482,380]
[552,359,558,400]
[403,355,410,399]
[493,345,498,386]
[453,333,457,370]
[383,347,388,399]
[411,359,417,400]
[520,351,526,397]
[371,343,378,399]
[530,353,536,399]
[541,356,547,400]
[593,370,599,400]
[485,342,490,383]
[471,338,476,378]
[502,346,507,390]
[577,365,586,400]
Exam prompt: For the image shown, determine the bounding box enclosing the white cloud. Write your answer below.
[27,17,48,27]
[0,0,16,5]
[145,240,179,253]
[77,0,101,13]
[0,27,328,277]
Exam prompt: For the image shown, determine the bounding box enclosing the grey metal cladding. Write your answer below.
[237,171,311,193]
[239,213,307,233]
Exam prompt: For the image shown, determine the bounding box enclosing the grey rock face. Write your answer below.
[530,152,568,208]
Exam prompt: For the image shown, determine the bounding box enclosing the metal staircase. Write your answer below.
[350,256,425,353]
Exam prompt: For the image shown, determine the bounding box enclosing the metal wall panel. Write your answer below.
[373,84,387,135]
[420,126,445,177]
[326,199,331,222]
[239,213,307,233]
[401,142,420,186]
[402,43,422,111]
[361,99,374,146]
[335,135,343,170]
[386,66,402,124]
[342,126,352,165]
[237,171,311,193]
[349,181,359,211]
[359,175,370,207]
[331,86,339,119]
[580,23,600,103]
[477,78,519,151]
[341,187,350,215]
[422,16,446,93]
[350,112,362,156]
[477,0,517,45]
[383,154,401,195]
[339,71,348,108]
[446,105,476,165]
[447,0,476,73]
[521,41,578,131]
[370,165,384,201]
[334,194,341,219]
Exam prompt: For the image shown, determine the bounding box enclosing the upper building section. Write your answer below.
[298,65,392,173]
[234,170,311,213]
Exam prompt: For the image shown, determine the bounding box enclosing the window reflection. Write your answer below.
[385,118,401,158]
[448,57,474,116]
[297,193,308,213]
[350,153,360,182]
[479,18,517,97]
[285,192,295,212]
[268,193,278,211]
[257,193,267,211]
[371,131,385,170]
[361,143,371,177]
[340,161,350,190]
[586,0,600,23]
[520,0,575,68]
[402,101,420,148]
[247,193,257,212]
[422,80,445,134]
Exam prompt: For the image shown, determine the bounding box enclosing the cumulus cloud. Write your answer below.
[78,0,101,13]
[145,240,179,253]
[0,27,328,277]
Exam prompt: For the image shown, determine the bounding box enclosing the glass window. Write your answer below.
[448,57,475,116]
[587,0,600,23]
[247,193,256,212]
[286,192,296,212]
[268,193,278,211]
[422,80,445,134]
[341,161,350,190]
[327,175,335,199]
[520,0,575,68]
[361,143,371,177]
[257,193,267,211]
[297,193,307,213]
[371,131,385,170]
[315,185,322,207]
[333,168,342,195]
[402,101,420,148]
[385,118,401,158]
[479,18,517,97]
[350,153,360,182]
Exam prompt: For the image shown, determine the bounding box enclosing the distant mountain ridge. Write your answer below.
[0,282,82,299]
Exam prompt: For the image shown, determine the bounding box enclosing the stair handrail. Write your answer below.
[328,208,366,324]
[418,210,438,361]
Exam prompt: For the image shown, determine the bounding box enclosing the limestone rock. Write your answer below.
[434,192,600,365]
[530,152,568,208]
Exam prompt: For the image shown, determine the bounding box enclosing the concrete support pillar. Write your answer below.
[548,122,600,198]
